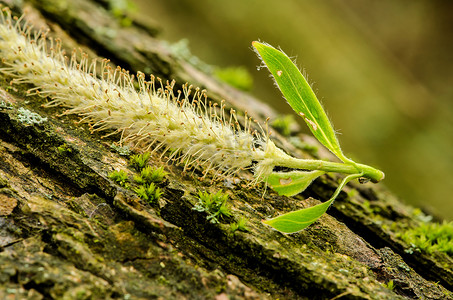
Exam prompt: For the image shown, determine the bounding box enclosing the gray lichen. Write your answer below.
[17,107,47,125]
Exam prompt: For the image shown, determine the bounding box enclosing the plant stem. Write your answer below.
[274,155,384,183]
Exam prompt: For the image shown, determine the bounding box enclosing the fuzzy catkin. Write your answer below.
[0,10,286,180]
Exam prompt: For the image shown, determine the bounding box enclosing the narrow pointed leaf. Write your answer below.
[263,198,334,233]
[263,173,362,233]
[266,170,324,197]
[252,41,348,162]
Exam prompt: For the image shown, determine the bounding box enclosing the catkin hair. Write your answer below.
[0,9,286,180]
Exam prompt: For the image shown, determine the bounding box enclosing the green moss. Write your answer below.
[214,66,253,91]
[157,275,170,285]
[57,143,72,155]
[136,166,168,184]
[129,152,151,171]
[133,174,144,185]
[192,190,231,224]
[108,0,136,27]
[382,279,395,291]
[133,183,162,203]
[411,208,433,223]
[111,155,167,203]
[398,221,453,256]
[230,217,249,233]
[288,136,319,156]
[108,170,129,188]
[271,114,295,136]
[168,39,212,73]
[346,189,358,198]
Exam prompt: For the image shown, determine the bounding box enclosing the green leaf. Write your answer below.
[263,197,335,233]
[252,41,349,163]
[266,170,324,197]
[263,173,361,233]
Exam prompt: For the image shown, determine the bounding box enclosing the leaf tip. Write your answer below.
[261,219,277,229]
[252,41,260,49]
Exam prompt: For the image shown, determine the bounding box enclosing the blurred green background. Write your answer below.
[132,0,453,220]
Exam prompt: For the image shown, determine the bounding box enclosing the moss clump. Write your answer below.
[110,152,167,203]
[214,66,253,91]
[134,166,168,184]
[133,183,162,203]
[108,0,136,27]
[382,279,395,291]
[129,152,151,171]
[288,137,319,156]
[271,114,295,136]
[398,221,453,256]
[57,143,72,155]
[193,190,231,224]
[108,170,129,188]
[230,217,249,233]
[168,39,212,73]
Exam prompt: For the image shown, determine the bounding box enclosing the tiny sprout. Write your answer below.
[57,143,72,155]
[133,174,145,185]
[230,217,249,233]
[140,166,168,184]
[134,183,162,203]
[382,280,395,291]
[108,170,129,187]
[129,152,151,171]
[193,190,231,224]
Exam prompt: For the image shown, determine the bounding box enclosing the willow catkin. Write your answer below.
[0,8,289,180]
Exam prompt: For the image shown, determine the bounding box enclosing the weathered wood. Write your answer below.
[0,0,451,299]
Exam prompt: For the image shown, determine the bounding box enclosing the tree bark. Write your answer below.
[0,0,451,299]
